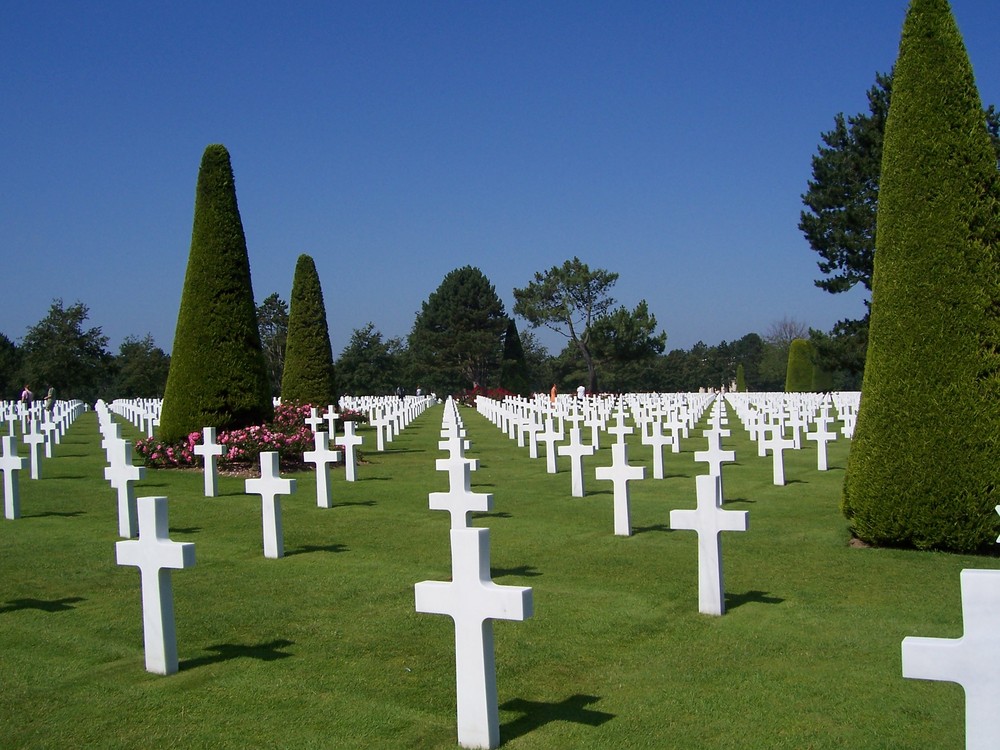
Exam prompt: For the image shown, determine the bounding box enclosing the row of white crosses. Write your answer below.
[339,394,436,452]
[110,397,162,437]
[415,397,533,750]
[0,400,87,520]
[477,392,748,616]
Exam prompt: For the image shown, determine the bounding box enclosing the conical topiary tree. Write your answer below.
[735,363,747,393]
[280,254,336,406]
[841,0,1000,552]
[785,339,814,393]
[499,319,531,396]
[159,145,273,442]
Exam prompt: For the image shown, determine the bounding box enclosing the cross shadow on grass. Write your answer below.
[473,511,511,520]
[27,510,86,518]
[286,543,348,557]
[633,523,672,534]
[180,639,295,671]
[336,499,377,507]
[499,694,614,744]
[0,596,85,613]
[170,526,202,535]
[492,564,541,579]
[725,590,784,611]
[724,498,756,505]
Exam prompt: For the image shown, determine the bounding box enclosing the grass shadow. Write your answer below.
[180,639,295,671]
[725,590,784,610]
[632,523,672,535]
[724,498,756,505]
[286,543,348,557]
[170,526,202,535]
[27,510,86,518]
[499,694,614,744]
[492,564,541,579]
[336,500,377,507]
[0,596,86,614]
[473,511,511,519]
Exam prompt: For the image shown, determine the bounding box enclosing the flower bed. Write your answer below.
[135,403,367,471]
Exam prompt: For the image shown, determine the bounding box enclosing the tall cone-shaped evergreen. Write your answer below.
[785,339,814,393]
[280,254,336,406]
[159,145,272,442]
[842,0,1000,552]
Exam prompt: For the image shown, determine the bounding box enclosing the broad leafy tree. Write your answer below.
[409,266,508,393]
[842,0,1000,553]
[112,334,171,398]
[159,145,272,442]
[513,257,618,392]
[336,323,405,396]
[19,299,111,403]
[281,254,336,406]
[257,292,289,397]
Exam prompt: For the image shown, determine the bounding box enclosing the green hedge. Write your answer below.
[842,0,1000,552]
[159,145,273,441]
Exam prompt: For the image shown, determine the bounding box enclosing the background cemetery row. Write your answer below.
[0,392,977,748]
[0,297,851,409]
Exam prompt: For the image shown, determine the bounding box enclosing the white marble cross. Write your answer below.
[558,426,596,497]
[538,418,563,475]
[115,495,195,675]
[606,410,634,444]
[305,407,325,433]
[335,420,363,482]
[902,568,1000,750]
[693,431,735,478]
[595,441,646,536]
[245,451,297,558]
[763,425,795,486]
[105,439,146,538]
[432,450,492,529]
[641,420,674,479]
[806,413,837,471]
[323,404,340,434]
[415,528,533,750]
[193,427,224,497]
[303,430,341,509]
[22,423,45,480]
[1,435,28,519]
[669,474,749,615]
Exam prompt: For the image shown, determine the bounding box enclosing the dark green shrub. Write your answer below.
[841,0,1000,552]
[280,254,336,406]
[159,145,273,442]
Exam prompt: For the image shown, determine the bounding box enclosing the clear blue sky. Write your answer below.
[3,1,997,357]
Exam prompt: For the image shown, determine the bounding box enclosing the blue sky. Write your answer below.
[3,1,997,357]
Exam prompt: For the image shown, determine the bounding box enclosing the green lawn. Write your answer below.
[0,402,990,748]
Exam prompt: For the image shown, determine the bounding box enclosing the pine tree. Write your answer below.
[841,0,1000,552]
[280,254,336,406]
[159,145,272,442]
[499,319,530,396]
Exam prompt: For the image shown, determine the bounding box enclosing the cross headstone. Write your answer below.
[431,439,492,528]
[303,430,341,509]
[669,474,749,616]
[902,568,1000,750]
[305,407,325,433]
[115,495,196,675]
[245,451,297,559]
[323,405,340,435]
[22,424,45,480]
[641,420,674,480]
[193,427,224,497]
[595,441,646,536]
[762,425,795,486]
[806,413,837,471]
[0,435,28,520]
[105,439,146,538]
[557,427,596,497]
[606,410,634,445]
[335,420,363,482]
[693,431,735,478]
[415,528,533,750]
[538,418,563,475]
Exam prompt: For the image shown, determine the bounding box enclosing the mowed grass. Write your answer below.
[0,402,991,748]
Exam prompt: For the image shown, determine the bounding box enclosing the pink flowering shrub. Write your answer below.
[136,401,327,471]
